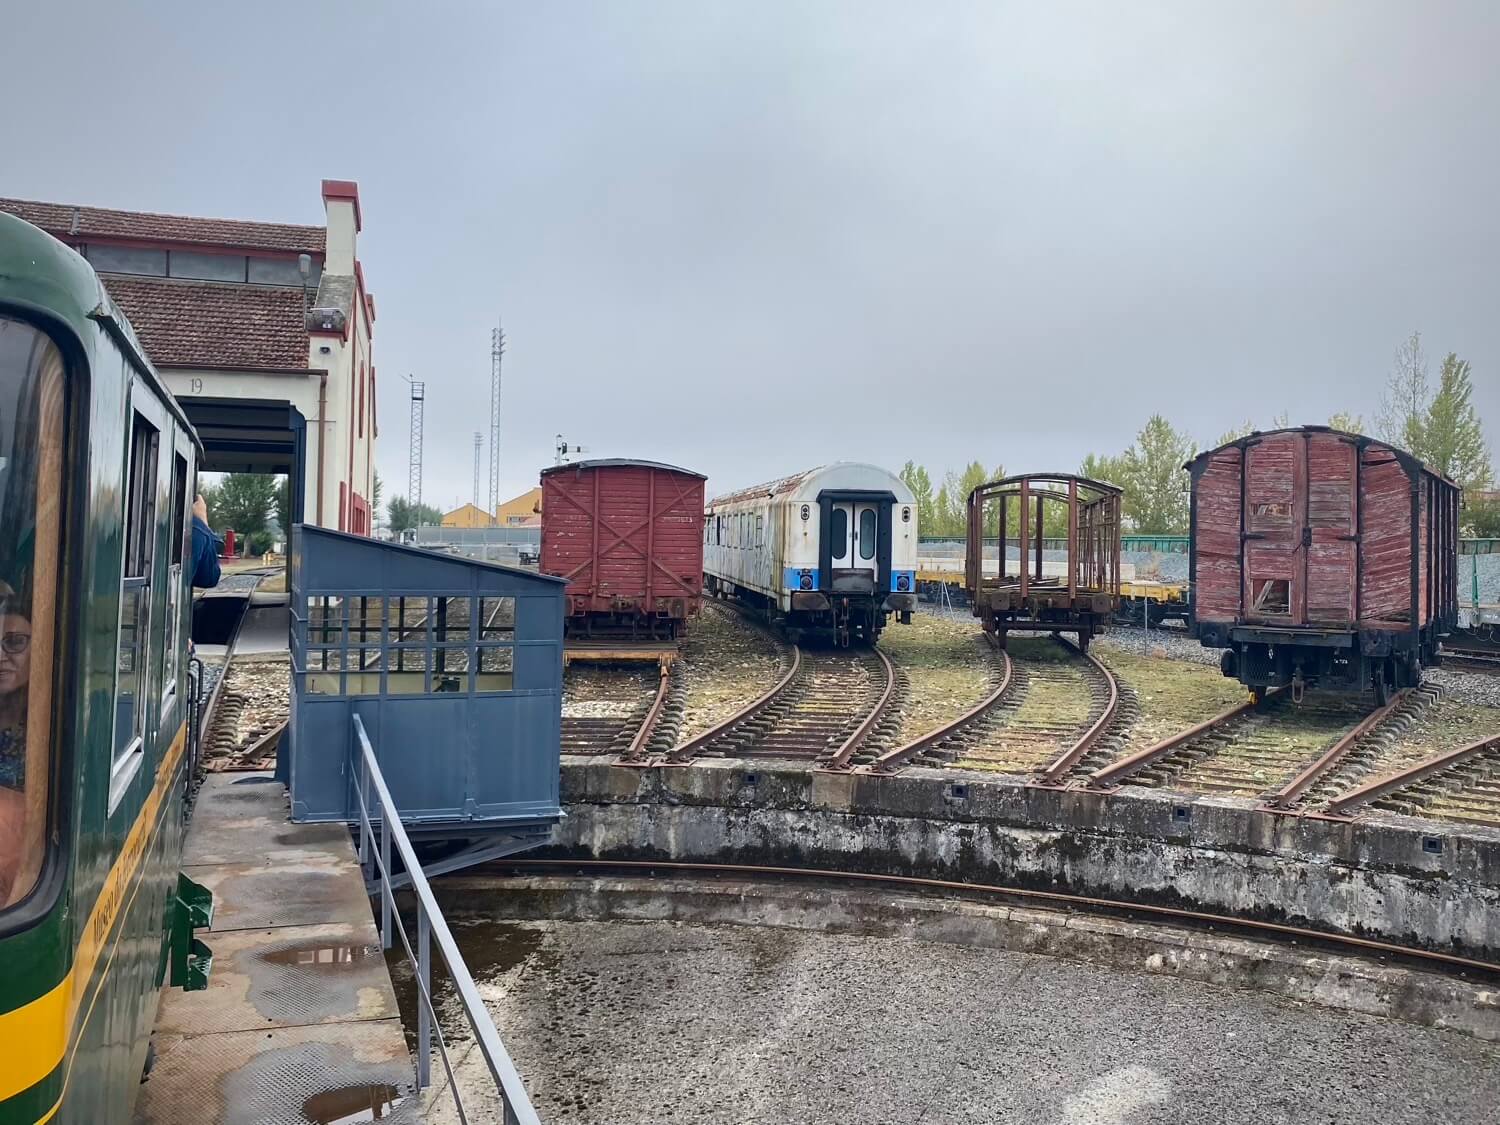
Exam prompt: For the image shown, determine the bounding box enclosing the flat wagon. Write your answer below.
[539,458,705,642]
[1188,426,1459,700]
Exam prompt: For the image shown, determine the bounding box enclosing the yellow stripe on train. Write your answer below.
[0,723,186,1107]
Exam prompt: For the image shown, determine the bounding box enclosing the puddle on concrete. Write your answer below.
[302,1083,407,1122]
[385,917,551,1057]
[262,942,381,970]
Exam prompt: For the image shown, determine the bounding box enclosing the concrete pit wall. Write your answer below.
[549,759,1500,962]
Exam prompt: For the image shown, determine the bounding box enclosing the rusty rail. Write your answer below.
[1260,689,1412,810]
[1441,646,1500,676]
[1087,691,1274,789]
[620,662,673,763]
[1034,639,1121,785]
[1322,731,1500,818]
[822,647,897,771]
[867,638,1013,773]
[496,858,1500,977]
[663,644,803,763]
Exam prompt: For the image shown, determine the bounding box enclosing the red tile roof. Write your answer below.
[102,275,310,370]
[0,197,325,254]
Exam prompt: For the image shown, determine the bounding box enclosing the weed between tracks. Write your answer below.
[879,613,993,744]
[674,608,784,743]
[1098,648,1247,754]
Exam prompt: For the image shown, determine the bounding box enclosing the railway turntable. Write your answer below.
[965,473,1123,651]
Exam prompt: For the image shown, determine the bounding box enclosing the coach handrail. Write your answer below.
[351,714,542,1125]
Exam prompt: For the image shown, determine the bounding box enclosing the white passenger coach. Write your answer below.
[703,462,918,645]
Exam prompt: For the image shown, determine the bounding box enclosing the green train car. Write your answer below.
[0,214,211,1124]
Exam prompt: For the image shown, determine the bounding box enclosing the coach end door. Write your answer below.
[829,501,879,592]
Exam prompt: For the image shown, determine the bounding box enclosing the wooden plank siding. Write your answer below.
[1192,428,1460,638]
[1191,446,1243,625]
[540,462,704,619]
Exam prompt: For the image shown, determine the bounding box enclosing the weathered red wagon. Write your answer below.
[539,459,706,641]
[1188,427,1459,700]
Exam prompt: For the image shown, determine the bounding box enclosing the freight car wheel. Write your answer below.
[1374,662,1392,706]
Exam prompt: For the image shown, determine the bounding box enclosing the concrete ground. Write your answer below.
[413,917,1500,1125]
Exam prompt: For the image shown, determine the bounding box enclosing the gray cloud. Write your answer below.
[4,2,1496,509]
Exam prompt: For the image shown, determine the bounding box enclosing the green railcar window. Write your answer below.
[0,317,64,909]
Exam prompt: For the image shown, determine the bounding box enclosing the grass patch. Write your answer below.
[1101,649,1248,753]
[880,613,993,744]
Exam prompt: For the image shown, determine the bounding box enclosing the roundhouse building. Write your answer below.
[0,180,378,534]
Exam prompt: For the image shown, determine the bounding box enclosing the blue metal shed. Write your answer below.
[286,526,566,844]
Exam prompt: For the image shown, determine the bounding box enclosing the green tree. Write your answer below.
[899,461,935,535]
[1213,421,1256,447]
[1466,496,1500,537]
[1377,331,1429,450]
[371,472,384,519]
[273,476,292,539]
[206,474,277,538]
[1413,353,1491,491]
[1327,411,1365,434]
[388,496,443,534]
[931,484,958,538]
[1116,415,1196,534]
[1080,451,1126,486]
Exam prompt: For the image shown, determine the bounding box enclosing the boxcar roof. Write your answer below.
[1185,425,1456,487]
[709,462,915,507]
[539,458,706,479]
[0,211,201,448]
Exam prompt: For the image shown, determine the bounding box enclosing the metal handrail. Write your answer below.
[351,714,542,1125]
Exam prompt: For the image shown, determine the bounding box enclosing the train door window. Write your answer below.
[859,509,876,560]
[830,508,849,561]
[114,409,159,803]
[756,515,763,547]
[160,451,188,712]
[0,317,65,909]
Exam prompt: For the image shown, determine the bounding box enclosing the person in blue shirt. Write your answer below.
[190,494,222,589]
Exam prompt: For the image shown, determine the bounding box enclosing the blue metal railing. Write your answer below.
[351,715,541,1125]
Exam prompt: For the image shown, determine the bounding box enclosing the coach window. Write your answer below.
[115,408,159,804]
[830,508,848,560]
[161,452,188,713]
[0,317,64,908]
[859,509,876,560]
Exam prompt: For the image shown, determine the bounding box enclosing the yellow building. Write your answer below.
[495,487,542,527]
[441,502,493,529]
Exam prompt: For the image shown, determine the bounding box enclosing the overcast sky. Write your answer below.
[4,3,1497,511]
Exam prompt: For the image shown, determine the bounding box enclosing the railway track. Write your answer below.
[491,858,1500,978]
[563,664,680,759]
[664,641,898,765]
[636,599,901,767]
[1442,645,1500,676]
[1081,681,1457,814]
[1323,730,1500,825]
[868,634,1126,782]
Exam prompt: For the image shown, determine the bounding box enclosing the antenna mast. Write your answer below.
[472,432,484,515]
[488,323,504,516]
[405,376,425,508]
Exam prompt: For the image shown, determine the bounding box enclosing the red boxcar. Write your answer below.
[539,459,706,639]
[1188,427,1459,700]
